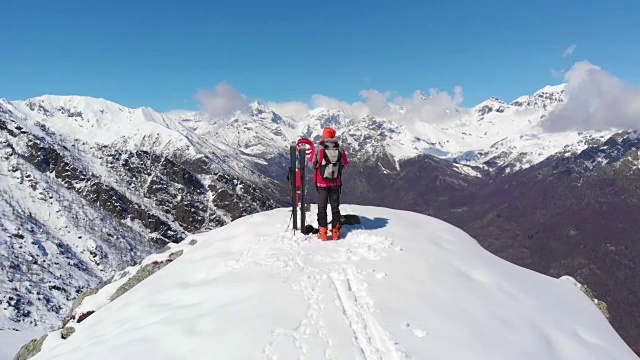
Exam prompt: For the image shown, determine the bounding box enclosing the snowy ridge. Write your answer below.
[11,95,270,183]
[23,205,637,359]
[12,95,202,160]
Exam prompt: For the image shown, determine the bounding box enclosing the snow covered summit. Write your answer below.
[23,205,637,360]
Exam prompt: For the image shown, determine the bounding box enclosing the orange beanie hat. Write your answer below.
[322,127,336,139]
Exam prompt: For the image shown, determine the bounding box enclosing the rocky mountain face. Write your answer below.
[0,98,278,333]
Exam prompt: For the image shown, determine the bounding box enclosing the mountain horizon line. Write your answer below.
[3,82,568,118]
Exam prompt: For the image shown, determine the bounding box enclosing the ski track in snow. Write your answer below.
[225,208,410,359]
[329,266,409,360]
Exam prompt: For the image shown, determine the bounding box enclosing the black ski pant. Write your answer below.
[317,186,341,228]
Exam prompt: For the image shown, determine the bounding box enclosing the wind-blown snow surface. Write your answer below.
[31,206,637,360]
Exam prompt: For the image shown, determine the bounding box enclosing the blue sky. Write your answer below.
[1,0,638,112]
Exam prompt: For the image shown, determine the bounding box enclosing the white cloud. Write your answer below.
[562,44,577,57]
[267,101,311,119]
[188,81,466,129]
[393,86,466,125]
[335,86,467,138]
[196,81,248,117]
[306,87,465,126]
[310,94,352,111]
[359,90,396,119]
[310,94,369,118]
[542,61,640,132]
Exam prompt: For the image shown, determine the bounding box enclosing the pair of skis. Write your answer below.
[289,140,310,232]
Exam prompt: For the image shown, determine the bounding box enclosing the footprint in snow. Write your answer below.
[370,269,387,279]
[412,328,428,338]
[404,321,428,338]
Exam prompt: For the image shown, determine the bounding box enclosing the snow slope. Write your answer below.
[11,95,185,146]
[29,205,637,360]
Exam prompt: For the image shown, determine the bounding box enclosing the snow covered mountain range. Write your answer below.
[167,83,612,177]
[3,83,638,356]
[13,206,639,360]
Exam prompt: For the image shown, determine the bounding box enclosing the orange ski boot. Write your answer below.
[318,227,329,241]
[331,223,341,240]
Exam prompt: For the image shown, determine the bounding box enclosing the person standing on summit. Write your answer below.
[312,127,349,241]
